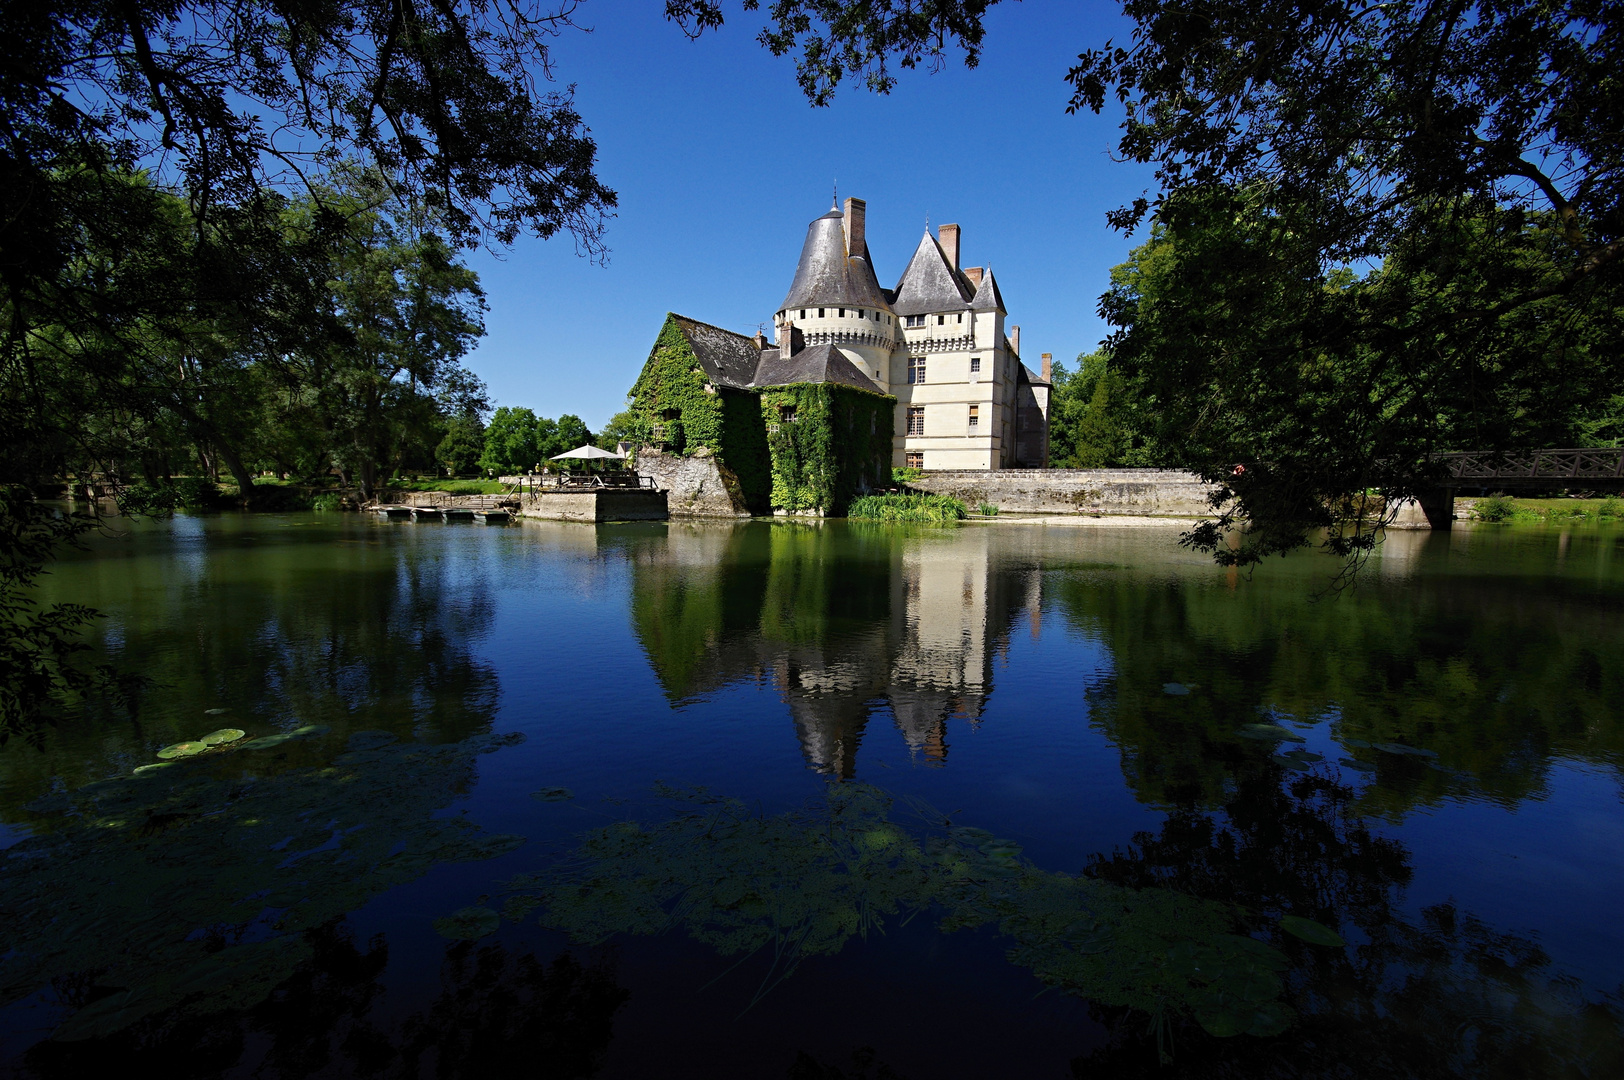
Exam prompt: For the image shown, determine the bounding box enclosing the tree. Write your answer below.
[553,414,592,454]
[437,416,487,476]
[480,407,541,475]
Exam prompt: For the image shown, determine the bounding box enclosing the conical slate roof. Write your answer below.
[780,209,891,313]
[969,266,1006,313]
[891,232,973,317]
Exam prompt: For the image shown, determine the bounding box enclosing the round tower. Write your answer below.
[774,199,897,390]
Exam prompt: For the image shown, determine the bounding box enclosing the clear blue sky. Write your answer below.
[463,0,1156,430]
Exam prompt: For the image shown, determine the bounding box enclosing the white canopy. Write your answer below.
[550,444,626,461]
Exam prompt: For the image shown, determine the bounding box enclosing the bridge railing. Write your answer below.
[1436,448,1624,482]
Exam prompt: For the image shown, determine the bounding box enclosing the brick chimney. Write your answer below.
[1040,352,1052,382]
[753,330,766,350]
[939,223,961,270]
[1009,325,1020,357]
[779,321,803,358]
[963,266,983,288]
[843,197,866,256]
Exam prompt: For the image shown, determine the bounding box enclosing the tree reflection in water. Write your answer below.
[19,921,627,1080]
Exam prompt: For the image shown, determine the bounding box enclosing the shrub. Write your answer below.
[311,493,342,512]
[1471,494,1518,522]
[847,494,966,524]
[1600,496,1622,519]
[977,502,999,516]
[891,466,923,486]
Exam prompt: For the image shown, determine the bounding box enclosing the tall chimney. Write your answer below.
[1041,352,1052,382]
[963,266,983,288]
[843,197,866,256]
[1009,325,1020,358]
[780,322,803,359]
[939,223,961,270]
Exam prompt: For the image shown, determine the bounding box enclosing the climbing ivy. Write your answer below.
[760,383,892,516]
[628,317,726,455]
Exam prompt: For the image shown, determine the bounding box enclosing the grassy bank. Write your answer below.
[1466,495,1624,524]
[848,493,967,524]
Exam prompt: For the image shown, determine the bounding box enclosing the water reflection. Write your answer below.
[631,524,1040,776]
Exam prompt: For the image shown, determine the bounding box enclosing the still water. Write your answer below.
[2,514,1621,1077]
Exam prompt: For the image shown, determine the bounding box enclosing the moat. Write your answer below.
[2,514,1621,1077]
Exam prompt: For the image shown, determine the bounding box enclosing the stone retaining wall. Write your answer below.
[635,449,752,518]
[907,468,1218,517]
[517,489,668,522]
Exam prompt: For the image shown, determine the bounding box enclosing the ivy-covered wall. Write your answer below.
[629,314,892,517]
[759,383,893,516]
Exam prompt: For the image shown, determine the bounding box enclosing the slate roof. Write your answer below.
[669,314,762,389]
[753,342,884,394]
[969,266,1006,313]
[780,210,891,313]
[891,231,974,317]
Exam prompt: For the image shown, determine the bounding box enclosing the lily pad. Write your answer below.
[1162,682,1191,696]
[131,763,174,776]
[1280,915,1345,947]
[1338,757,1377,773]
[156,741,207,760]
[289,725,330,737]
[1342,737,1372,749]
[435,906,501,941]
[1270,755,1311,772]
[530,787,573,802]
[347,731,399,752]
[200,728,245,746]
[243,733,295,750]
[1238,723,1307,743]
[204,708,229,716]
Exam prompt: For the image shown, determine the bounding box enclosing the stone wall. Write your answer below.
[517,489,668,522]
[907,468,1218,517]
[636,449,752,518]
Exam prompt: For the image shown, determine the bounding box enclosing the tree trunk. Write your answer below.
[214,440,257,509]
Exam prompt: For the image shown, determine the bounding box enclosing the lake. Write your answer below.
[2,514,1621,1078]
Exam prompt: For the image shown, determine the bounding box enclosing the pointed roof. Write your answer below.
[891,232,974,316]
[667,314,761,389]
[752,342,884,394]
[780,210,891,312]
[969,266,1006,313]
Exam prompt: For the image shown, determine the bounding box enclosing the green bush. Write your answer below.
[1599,496,1622,519]
[1471,494,1518,522]
[311,493,342,512]
[891,466,923,486]
[847,494,967,524]
[977,502,999,516]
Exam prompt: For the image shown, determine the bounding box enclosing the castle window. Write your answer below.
[937,315,945,325]
[800,310,806,319]
[906,451,924,469]
[970,357,981,373]
[839,308,846,317]
[908,356,926,384]
[968,405,979,430]
[905,314,926,328]
[907,407,925,436]
[818,308,825,317]
[779,404,797,424]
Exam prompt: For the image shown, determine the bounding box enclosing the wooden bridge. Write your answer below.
[1435,448,1624,490]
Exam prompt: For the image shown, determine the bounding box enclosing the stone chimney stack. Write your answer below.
[753,330,766,350]
[1009,325,1020,357]
[1041,352,1052,381]
[780,322,803,359]
[939,223,961,270]
[843,197,866,256]
[963,266,983,288]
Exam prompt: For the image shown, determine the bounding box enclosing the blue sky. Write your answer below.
[464,0,1157,430]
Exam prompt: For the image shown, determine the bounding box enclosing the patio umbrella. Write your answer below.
[550,445,626,461]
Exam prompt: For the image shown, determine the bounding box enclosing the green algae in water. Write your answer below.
[436,906,502,941]
[1279,915,1346,947]
[0,729,527,1041]
[506,784,1293,1037]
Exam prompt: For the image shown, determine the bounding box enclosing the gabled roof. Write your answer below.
[780,210,891,313]
[668,314,761,389]
[891,232,973,317]
[969,266,1006,313]
[753,342,885,395]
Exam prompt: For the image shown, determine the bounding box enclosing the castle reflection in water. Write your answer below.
[628,522,1042,776]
